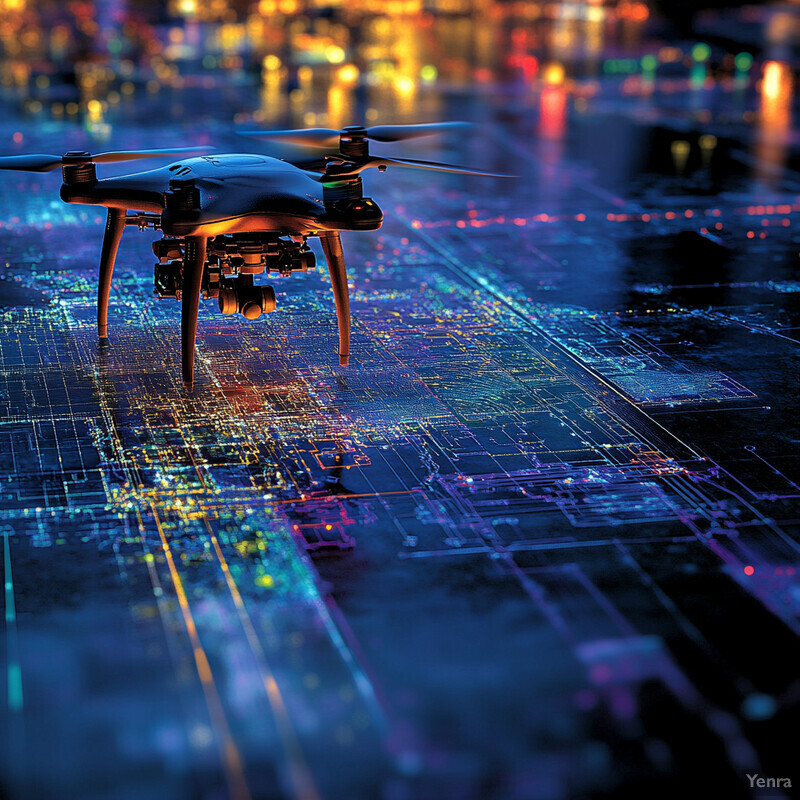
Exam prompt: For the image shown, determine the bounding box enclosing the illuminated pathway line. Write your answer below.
[149,502,251,800]
[3,531,22,712]
[205,521,321,800]
[407,221,702,464]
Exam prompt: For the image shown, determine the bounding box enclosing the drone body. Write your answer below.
[1,124,507,385]
[64,153,384,236]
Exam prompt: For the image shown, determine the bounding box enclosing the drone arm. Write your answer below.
[97,208,126,338]
[181,236,208,387]
[319,232,350,367]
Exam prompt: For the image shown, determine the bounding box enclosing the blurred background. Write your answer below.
[0,0,796,151]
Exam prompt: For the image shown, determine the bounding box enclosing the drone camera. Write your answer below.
[154,262,182,298]
[218,277,276,320]
[153,237,185,299]
[152,234,313,310]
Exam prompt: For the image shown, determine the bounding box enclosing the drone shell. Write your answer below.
[59,153,384,237]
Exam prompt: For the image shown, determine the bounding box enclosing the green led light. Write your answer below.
[8,664,23,711]
[641,54,657,73]
[603,58,639,75]
[690,64,706,89]
[735,52,753,72]
[692,43,711,63]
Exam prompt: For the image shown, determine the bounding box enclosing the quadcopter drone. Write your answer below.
[0,123,507,385]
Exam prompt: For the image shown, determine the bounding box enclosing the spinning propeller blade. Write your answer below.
[363,122,472,142]
[330,156,514,178]
[376,155,512,177]
[0,146,212,173]
[0,154,64,172]
[238,121,510,176]
[91,146,212,163]
[238,121,472,149]
[238,128,342,148]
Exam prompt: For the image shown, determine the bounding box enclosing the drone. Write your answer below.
[0,123,508,385]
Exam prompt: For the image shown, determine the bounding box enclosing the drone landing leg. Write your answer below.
[97,208,125,339]
[320,232,350,366]
[181,235,207,387]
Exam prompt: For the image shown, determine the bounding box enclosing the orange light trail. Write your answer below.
[150,502,252,800]
[205,519,321,800]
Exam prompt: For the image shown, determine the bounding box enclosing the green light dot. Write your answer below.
[641,54,657,73]
[690,64,706,89]
[735,52,753,72]
[692,43,711,63]
[420,65,437,82]
[8,664,23,711]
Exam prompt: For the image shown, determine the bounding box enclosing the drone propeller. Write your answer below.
[0,146,212,173]
[327,155,513,178]
[238,121,472,149]
[239,122,511,177]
